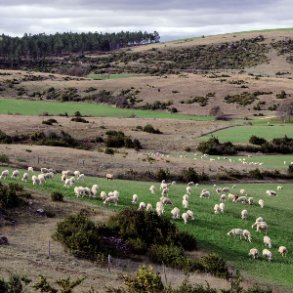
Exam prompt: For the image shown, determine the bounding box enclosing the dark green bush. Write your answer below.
[70,117,89,123]
[0,182,24,209]
[53,212,101,260]
[0,153,9,163]
[197,137,237,155]
[51,192,64,202]
[128,238,147,255]
[175,231,197,251]
[143,124,162,134]
[199,253,228,278]
[288,164,293,175]
[104,148,114,155]
[181,167,199,183]
[105,130,141,150]
[156,168,171,181]
[249,135,267,145]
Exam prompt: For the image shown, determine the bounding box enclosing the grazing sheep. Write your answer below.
[100,191,108,201]
[156,201,164,216]
[44,172,54,179]
[182,212,189,224]
[253,221,268,233]
[186,186,192,195]
[214,204,221,214]
[187,181,194,186]
[227,228,244,239]
[200,189,210,199]
[242,230,252,242]
[228,193,237,201]
[161,196,172,205]
[11,170,20,179]
[219,202,225,213]
[160,180,168,190]
[149,185,155,194]
[78,174,85,181]
[182,198,189,209]
[131,194,138,204]
[0,170,9,180]
[161,187,169,197]
[220,194,226,201]
[258,199,264,208]
[182,194,189,201]
[38,174,46,185]
[278,246,288,257]
[74,186,85,198]
[103,195,119,205]
[215,187,222,194]
[277,185,283,191]
[240,189,246,195]
[106,173,113,180]
[61,174,67,182]
[22,173,28,182]
[28,167,34,172]
[62,170,71,176]
[113,190,120,198]
[41,168,50,174]
[262,249,272,261]
[266,190,277,197]
[146,203,153,211]
[171,207,180,219]
[74,170,80,177]
[186,210,194,220]
[138,202,146,211]
[91,184,99,197]
[249,248,259,259]
[255,216,264,223]
[241,209,248,220]
[263,236,272,248]
[32,175,40,185]
[236,196,248,204]
[248,197,254,205]
[64,177,75,188]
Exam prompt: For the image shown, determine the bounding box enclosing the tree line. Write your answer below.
[0,31,160,67]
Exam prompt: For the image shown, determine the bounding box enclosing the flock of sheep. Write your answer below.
[0,167,288,262]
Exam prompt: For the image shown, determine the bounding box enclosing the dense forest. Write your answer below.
[0,31,160,67]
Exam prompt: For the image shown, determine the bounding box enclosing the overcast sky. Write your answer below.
[1,0,293,41]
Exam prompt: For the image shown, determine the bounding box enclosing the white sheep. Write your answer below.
[222,187,230,192]
[41,168,50,173]
[22,173,29,182]
[131,194,138,204]
[242,229,252,242]
[182,194,189,201]
[161,187,169,197]
[100,191,108,201]
[258,199,264,208]
[215,187,222,194]
[182,212,189,224]
[182,198,189,209]
[64,177,75,188]
[103,195,118,205]
[91,184,99,197]
[186,186,192,195]
[0,170,9,180]
[62,170,71,176]
[149,185,155,194]
[78,174,85,181]
[156,201,164,216]
[248,197,254,205]
[253,221,268,233]
[74,170,80,177]
[146,203,153,211]
[38,174,46,185]
[278,246,287,257]
[277,185,283,191]
[161,196,172,205]
[263,236,272,248]
[241,209,248,220]
[11,170,20,179]
[27,167,34,172]
[44,172,54,179]
[138,202,146,211]
[228,193,237,201]
[200,189,210,199]
[219,202,225,213]
[262,249,272,261]
[236,196,248,204]
[266,190,277,197]
[248,248,259,259]
[227,228,243,239]
[61,174,67,182]
[187,181,194,186]
[186,210,194,220]
[74,186,85,198]
[220,194,226,201]
[32,175,40,185]
[106,173,113,180]
[171,207,180,219]
[213,204,221,214]
[240,189,246,195]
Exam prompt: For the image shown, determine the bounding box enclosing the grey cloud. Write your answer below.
[0,0,292,39]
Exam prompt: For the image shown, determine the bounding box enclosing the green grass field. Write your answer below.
[175,153,293,170]
[201,125,293,143]
[0,99,212,121]
[1,167,292,290]
[87,73,144,80]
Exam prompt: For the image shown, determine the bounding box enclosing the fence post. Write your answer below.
[48,240,51,258]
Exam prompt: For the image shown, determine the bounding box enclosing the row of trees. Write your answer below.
[0,30,160,66]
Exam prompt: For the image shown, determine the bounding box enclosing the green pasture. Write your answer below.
[201,125,293,143]
[0,99,212,121]
[0,166,292,290]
